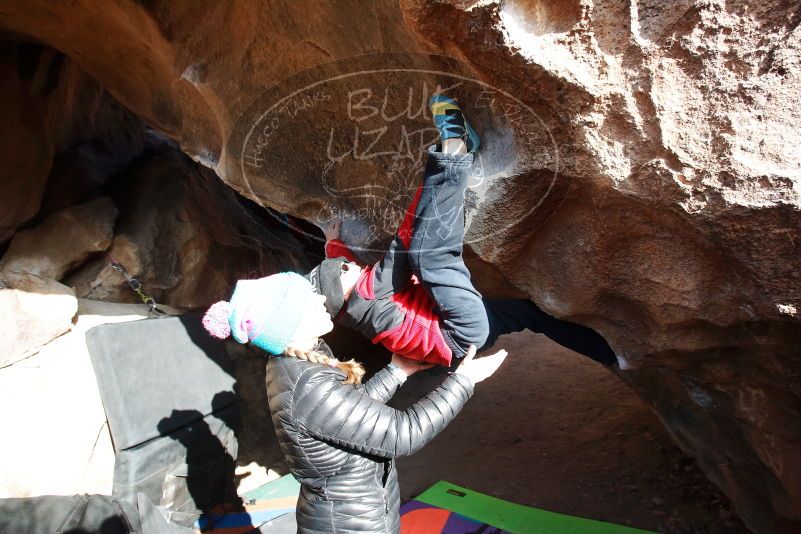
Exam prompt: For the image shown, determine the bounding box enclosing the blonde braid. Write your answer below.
[284,346,365,385]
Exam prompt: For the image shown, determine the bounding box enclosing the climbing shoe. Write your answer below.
[428,94,480,153]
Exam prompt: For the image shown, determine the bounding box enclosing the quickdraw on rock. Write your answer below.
[106,254,167,316]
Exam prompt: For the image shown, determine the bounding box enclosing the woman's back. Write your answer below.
[265,351,474,534]
[266,355,400,533]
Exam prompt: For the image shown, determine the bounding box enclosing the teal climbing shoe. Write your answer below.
[428,94,480,153]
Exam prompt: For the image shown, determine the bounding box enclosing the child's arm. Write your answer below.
[322,214,415,300]
[367,187,423,299]
[323,219,361,264]
[325,239,360,264]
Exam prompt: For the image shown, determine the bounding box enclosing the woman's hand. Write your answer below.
[323,218,341,241]
[454,345,507,384]
[391,354,435,376]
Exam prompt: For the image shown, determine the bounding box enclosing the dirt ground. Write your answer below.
[233,330,749,533]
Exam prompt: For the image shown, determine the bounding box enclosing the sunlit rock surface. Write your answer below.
[0,299,181,499]
[0,1,799,531]
[0,272,77,367]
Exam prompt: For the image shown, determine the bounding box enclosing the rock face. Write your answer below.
[0,197,118,280]
[0,299,181,499]
[66,144,316,309]
[0,42,144,244]
[1,1,800,532]
[0,272,78,368]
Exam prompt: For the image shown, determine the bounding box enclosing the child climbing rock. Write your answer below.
[310,94,618,367]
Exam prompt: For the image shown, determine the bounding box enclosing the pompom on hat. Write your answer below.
[203,301,232,338]
[202,272,314,355]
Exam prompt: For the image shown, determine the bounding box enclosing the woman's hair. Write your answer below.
[284,346,366,385]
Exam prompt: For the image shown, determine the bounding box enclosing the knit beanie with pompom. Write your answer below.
[202,272,313,355]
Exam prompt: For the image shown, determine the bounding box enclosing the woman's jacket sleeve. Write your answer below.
[360,366,402,403]
[293,369,474,458]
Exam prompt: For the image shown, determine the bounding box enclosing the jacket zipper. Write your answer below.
[382,460,391,514]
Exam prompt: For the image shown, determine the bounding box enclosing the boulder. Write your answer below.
[0,197,118,281]
[66,146,316,309]
[0,1,800,531]
[0,272,77,368]
[0,299,178,499]
[0,326,113,498]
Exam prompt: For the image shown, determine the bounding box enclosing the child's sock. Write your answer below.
[442,138,467,154]
[428,95,481,153]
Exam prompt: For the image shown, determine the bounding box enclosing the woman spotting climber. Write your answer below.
[309,95,618,368]
[201,95,511,532]
[202,269,505,532]
[201,94,612,532]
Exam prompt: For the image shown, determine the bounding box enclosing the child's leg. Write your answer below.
[482,299,618,366]
[403,148,617,365]
[371,137,467,298]
[407,145,489,357]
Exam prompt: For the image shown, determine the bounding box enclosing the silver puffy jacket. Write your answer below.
[265,347,474,533]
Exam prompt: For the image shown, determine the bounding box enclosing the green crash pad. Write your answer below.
[414,481,656,534]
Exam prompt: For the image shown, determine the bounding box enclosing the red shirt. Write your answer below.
[325,239,452,366]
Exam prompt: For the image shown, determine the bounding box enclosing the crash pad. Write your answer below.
[401,481,655,534]
[194,474,299,533]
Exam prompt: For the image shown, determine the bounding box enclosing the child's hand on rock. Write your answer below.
[323,218,341,241]
[455,345,507,384]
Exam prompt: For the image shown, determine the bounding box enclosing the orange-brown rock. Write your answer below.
[0,197,118,280]
[0,42,144,243]
[65,144,315,309]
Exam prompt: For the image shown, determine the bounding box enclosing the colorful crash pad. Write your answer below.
[194,473,300,533]
[402,499,510,533]
[400,481,656,534]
